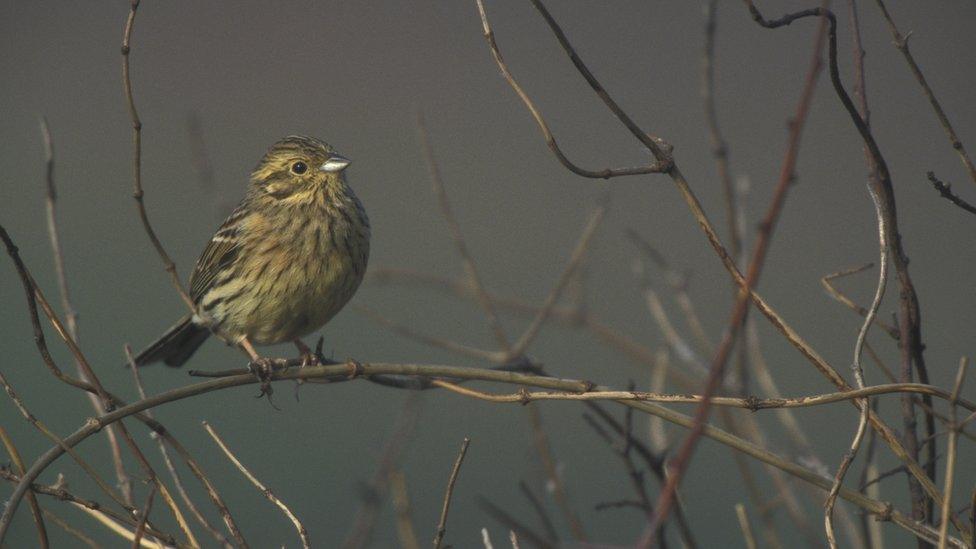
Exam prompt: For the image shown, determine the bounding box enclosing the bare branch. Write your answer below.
[927,172,976,216]
[432,437,471,549]
[0,426,48,548]
[873,0,976,185]
[40,115,133,508]
[203,421,310,549]
[121,0,194,310]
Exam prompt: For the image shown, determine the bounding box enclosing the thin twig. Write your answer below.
[472,0,670,179]
[938,358,968,549]
[121,0,194,310]
[390,470,421,549]
[927,172,976,216]
[41,116,133,508]
[826,3,889,541]
[41,509,100,549]
[431,379,974,411]
[0,426,48,548]
[342,393,423,549]
[873,0,976,185]
[132,484,157,549]
[821,264,899,340]
[735,503,758,549]
[525,405,588,542]
[202,421,310,549]
[432,437,471,549]
[517,481,559,545]
[702,0,742,262]
[509,201,606,358]
[477,497,554,549]
[126,345,233,548]
[418,112,511,352]
[0,468,180,546]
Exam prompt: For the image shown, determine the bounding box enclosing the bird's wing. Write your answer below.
[189,205,247,302]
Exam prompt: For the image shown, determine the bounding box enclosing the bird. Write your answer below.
[132,135,370,370]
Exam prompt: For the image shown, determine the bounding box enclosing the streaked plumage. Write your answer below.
[134,136,370,367]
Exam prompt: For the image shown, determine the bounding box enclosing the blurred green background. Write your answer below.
[2,1,974,547]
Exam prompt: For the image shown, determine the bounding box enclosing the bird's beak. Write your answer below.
[319,154,351,173]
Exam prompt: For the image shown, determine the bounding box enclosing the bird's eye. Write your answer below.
[291,161,308,175]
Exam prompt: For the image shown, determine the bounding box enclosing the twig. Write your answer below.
[40,116,134,508]
[431,379,974,411]
[0,370,140,517]
[477,497,554,549]
[342,393,423,549]
[41,509,100,549]
[584,403,697,548]
[354,304,503,362]
[517,481,559,545]
[735,503,758,549]
[389,470,421,549]
[0,426,48,548]
[826,3,889,541]
[121,0,194,310]
[702,0,742,261]
[927,172,976,216]
[126,345,233,548]
[508,201,606,359]
[938,358,968,549]
[418,112,511,352]
[873,0,976,185]
[472,1,670,179]
[132,484,157,549]
[525,405,588,542]
[433,437,471,549]
[0,468,180,546]
[202,421,310,548]
[821,264,899,340]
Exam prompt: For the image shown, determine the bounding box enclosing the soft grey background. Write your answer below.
[2,1,974,547]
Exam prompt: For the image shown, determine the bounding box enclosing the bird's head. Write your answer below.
[250,135,351,200]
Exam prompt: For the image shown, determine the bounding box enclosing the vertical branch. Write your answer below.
[418,113,511,352]
[938,358,968,549]
[526,405,589,542]
[120,0,194,311]
[432,437,471,549]
[131,484,157,549]
[40,116,133,507]
[389,471,421,549]
[735,503,758,549]
[825,2,887,544]
[701,0,742,262]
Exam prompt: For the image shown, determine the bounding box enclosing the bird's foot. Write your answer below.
[293,338,322,368]
[247,357,280,408]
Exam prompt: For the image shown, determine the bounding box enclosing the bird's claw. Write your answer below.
[248,357,279,407]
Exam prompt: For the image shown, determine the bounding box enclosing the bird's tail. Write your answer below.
[132,315,210,368]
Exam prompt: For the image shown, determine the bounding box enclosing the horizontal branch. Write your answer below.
[1,360,968,547]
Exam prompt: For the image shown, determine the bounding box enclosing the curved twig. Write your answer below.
[202,422,310,549]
